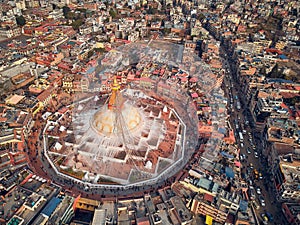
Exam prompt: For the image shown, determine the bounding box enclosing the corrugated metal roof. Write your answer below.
[41,197,62,217]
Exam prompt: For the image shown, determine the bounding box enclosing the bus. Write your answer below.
[239,132,243,142]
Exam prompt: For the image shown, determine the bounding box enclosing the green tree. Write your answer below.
[85,10,93,18]
[71,19,83,30]
[15,15,26,26]
[77,8,87,13]
[268,63,284,78]
[291,96,300,106]
[197,13,205,22]
[163,28,171,35]
[147,7,157,14]
[109,8,117,18]
[62,6,71,19]
[260,66,267,76]
[67,11,76,20]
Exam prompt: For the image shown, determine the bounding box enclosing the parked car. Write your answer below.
[241,172,246,179]
[248,179,253,186]
[254,151,259,158]
[246,168,252,177]
[252,199,260,210]
[248,186,256,200]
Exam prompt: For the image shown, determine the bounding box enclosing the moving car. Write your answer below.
[256,187,261,195]
[261,213,268,224]
[249,138,253,145]
[240,153,246,162]
[265,212,273,222]
[259,195,265,207]
[247,147,251,154]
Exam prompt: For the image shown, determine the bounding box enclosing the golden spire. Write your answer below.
[108,76,120,110]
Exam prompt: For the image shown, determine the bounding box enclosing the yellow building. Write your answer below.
[75,197,100,212]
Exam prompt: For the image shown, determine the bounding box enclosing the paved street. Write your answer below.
[221,52,287,225]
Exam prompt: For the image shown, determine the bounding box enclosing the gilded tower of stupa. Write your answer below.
[91,77,142,136]
[108,76,121,110]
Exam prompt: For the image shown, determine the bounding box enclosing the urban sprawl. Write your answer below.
[0,0,299,225]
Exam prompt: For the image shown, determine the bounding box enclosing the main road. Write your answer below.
[221,52,286,225]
